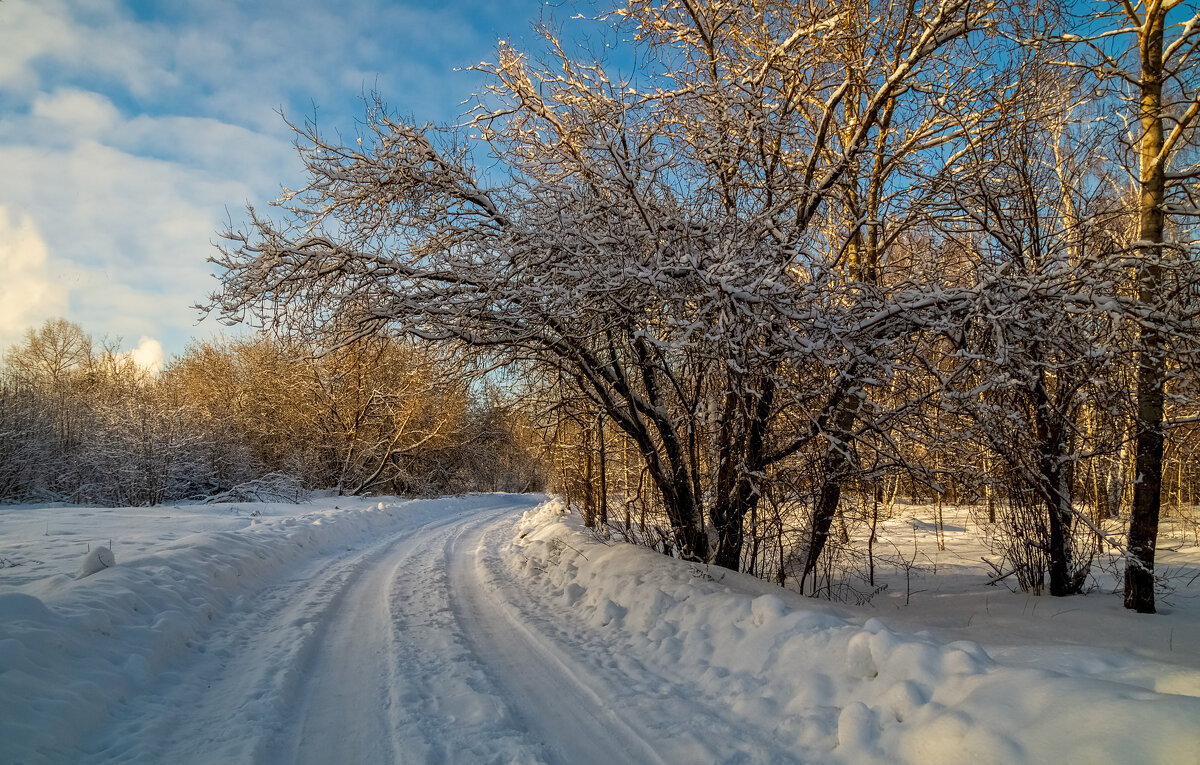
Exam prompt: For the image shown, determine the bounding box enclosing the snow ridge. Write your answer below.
[504,501,1200,765]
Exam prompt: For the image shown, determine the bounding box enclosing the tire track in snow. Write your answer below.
[453,514,805,765]
[284,522,432,765]
[89,519,406,763]
[280,498,547,765]
[287,499,677,765]
[446,521,669,765]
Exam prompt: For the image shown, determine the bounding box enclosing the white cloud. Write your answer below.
[0,0,75,91]
[0,0,539,358]
[0,120,284,355]
[0,0,173,100]
[127,336,164,374]
[31,88,121,138]
[0,207,69,351]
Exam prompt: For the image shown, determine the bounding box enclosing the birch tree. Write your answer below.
[1066,0,1200,612]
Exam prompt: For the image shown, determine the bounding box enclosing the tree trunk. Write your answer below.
[583,424,596,528]
[1032,373,1084,596]
[1044,473,1076,596]
[711,375,775,571]
[1127,9,1167,613]
[665,474,708,562]
[711,494,748,570]
[801,399,858,592]
[597,413,608,529]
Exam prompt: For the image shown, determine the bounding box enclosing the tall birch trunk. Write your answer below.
[1126,6,1167,614]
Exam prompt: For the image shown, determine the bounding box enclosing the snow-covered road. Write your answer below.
[59,496,755,765]
[77,497,550,764]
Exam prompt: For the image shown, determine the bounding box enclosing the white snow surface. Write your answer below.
[0,495,1198,764]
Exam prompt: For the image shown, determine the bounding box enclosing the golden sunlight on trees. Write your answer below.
[171,335,479,496]
[194,0,1198,610]
[0,320,540,505]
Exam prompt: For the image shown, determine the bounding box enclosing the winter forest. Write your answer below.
[6,0,1200,622]
[208,0,1200,617]
[6,1,1200,761]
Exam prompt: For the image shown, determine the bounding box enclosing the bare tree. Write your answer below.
[208,0,996,568]
[1063,0,1200,612]
[929,56,1132,595]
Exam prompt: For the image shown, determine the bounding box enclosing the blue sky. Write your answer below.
[0,0,552,366]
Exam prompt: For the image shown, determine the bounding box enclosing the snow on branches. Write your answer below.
[208,0,1200,602]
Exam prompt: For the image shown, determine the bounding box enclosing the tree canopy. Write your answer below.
[209,0,1200,611]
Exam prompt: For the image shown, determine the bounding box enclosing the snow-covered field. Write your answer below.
[2,495,1198,764]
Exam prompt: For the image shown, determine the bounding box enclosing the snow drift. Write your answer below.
[504,501,1200,765]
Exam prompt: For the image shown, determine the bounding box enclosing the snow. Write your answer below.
[504,502,1200,764]
[75,546,116,579]
[2,495,1199,764]
[0,496,541,763]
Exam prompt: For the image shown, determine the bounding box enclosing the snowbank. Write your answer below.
[504,501,1200,765]
[75,545,116,579]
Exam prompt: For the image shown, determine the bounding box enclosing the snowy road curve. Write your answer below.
[77,497,766,765]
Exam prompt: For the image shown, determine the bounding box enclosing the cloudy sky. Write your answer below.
[0,0,550,367]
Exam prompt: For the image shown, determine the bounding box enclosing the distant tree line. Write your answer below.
[205,0,1200,613]
[0,319,544,506]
